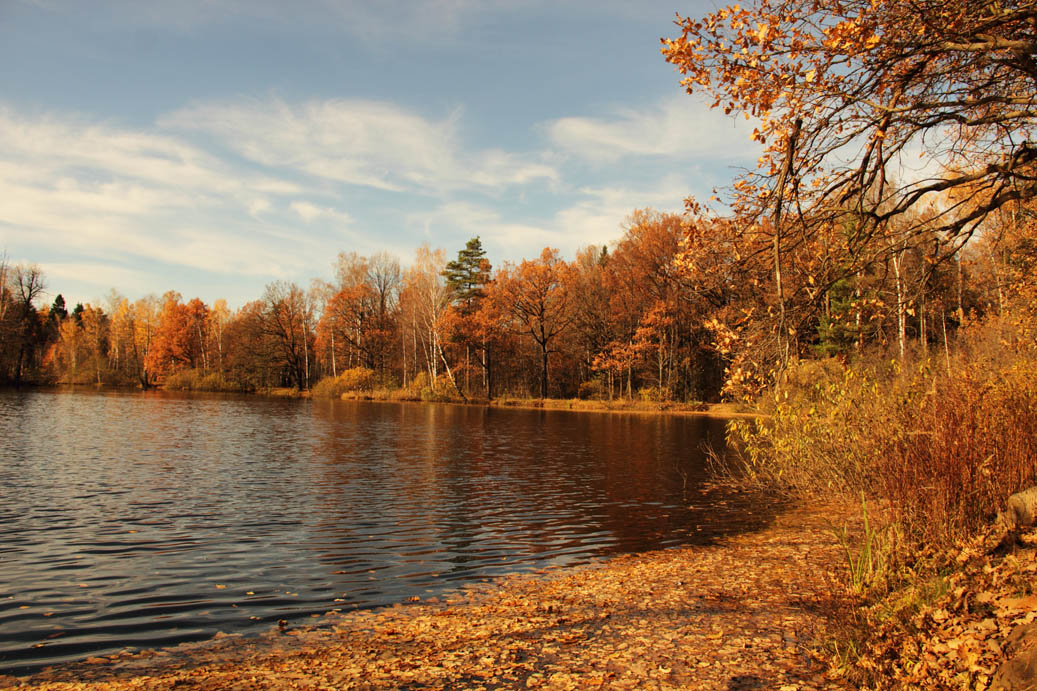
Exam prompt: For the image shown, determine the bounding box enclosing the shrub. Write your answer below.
[728,323,1037,550]
[415,373,459,402]
[163,368,240,392]
[638,385,673,402]
[577,380,602,400]
[726,358,884,495]
[311,368,376,399]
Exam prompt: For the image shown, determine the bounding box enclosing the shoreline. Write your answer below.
[10,383,759,419]
[336,392,759,419]
[2,504,849,690]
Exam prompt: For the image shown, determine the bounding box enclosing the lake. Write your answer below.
[0,389,772,674]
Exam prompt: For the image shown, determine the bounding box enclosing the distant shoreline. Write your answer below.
[8,382,758,419]
[340,392,759,419]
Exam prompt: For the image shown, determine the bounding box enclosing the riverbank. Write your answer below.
[24,381,757,419]
[4,504,850,690]
[333,390,757,419]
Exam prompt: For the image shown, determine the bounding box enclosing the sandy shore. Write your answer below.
[2,505,850,690]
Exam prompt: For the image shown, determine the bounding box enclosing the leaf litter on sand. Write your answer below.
[850,526,1037,690]
[2,506,854,690]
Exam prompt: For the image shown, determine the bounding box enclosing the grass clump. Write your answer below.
[829,494,899,597]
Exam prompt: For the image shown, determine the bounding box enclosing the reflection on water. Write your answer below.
[0,389,775,674]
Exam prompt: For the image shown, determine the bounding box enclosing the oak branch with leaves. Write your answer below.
[662,0,1037,261]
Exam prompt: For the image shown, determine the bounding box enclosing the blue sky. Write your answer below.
[1,0,761,308]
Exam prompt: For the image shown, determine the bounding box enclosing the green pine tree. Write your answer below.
[443,237,491,311]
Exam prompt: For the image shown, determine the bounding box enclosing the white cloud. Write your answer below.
[408,173,701,262]
[0,93,729,304]
[0,109,320,279]
[547,96,761,164]
[290,200,352,227]
[0,109,301,204]
[160,98,558,194]
[248,197,272,217]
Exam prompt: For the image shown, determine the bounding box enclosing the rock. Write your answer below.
[996,487,1037,551]
[990,623,1037,691]
[1000,487,1037,532]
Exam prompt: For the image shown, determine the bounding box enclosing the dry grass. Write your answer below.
[728,318,1037,554]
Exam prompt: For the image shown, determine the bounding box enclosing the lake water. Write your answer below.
[0,389,773,675]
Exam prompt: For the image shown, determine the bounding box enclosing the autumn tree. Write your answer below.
[366,251,402,381]
[259,281,312,389]
[311,279,339,377]
[399,245,462,394]
[131,296,161,387]
[209,299,231,375]
[147,292,196,378]
[53,316,82,381]
[568,245,619,393]
[222,300,279,389]
[108,294,134,381]
[607,210,686,398]
[9,264,46,383]
[314,252,399,384]
[465,281,513,399]
[79,305,109,385]
[493,248,573,399]
[667,0,1037,241]
[663,0,1037,371]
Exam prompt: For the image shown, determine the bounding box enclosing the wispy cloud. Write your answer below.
[290,200,353,226]
[161,98,558,194]
[0,108,316,278]
[0,92,729,304]
[547,96,760,164]
[408,173,703,261]
[21,0,528,41]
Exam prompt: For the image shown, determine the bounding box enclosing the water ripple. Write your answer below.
[0,389,777,675]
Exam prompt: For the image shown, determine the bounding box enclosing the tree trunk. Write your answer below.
[331,329,337,378]
[540,345,549,399]
[303,325,309,390]
[437,340,466,402]
[772,118,802,369]
[893,251,906,363]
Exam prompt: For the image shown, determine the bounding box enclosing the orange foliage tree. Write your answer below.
[663,0,1037,374]
[492,248,574,399]
[663,0,1037,243]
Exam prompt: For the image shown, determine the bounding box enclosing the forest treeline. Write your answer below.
[0,214,724,400]
[0,194,1031,403]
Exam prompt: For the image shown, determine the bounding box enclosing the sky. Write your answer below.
[0,0,762,309]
